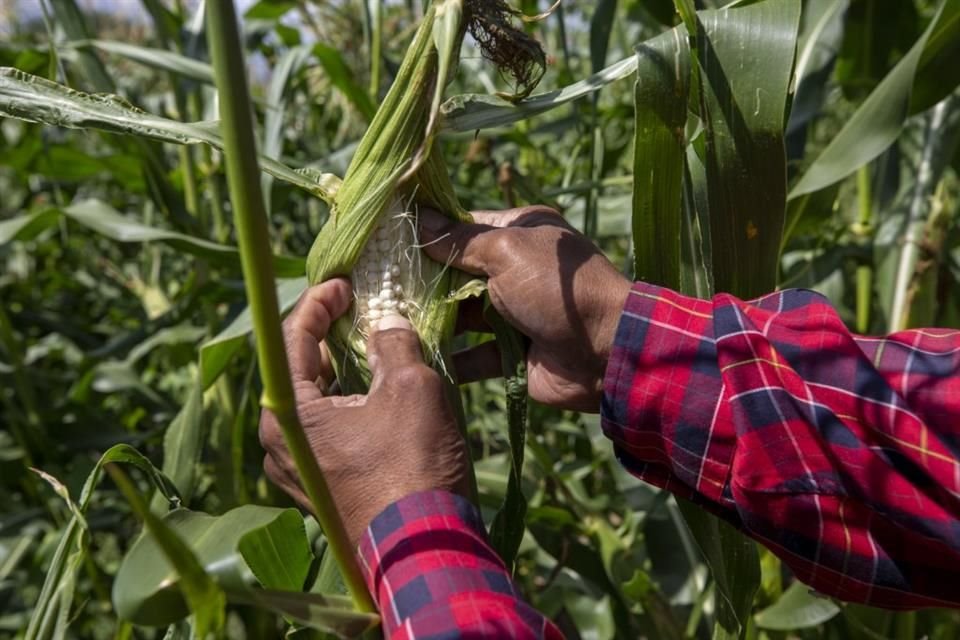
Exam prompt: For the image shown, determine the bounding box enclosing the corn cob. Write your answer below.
[305,0,544,394]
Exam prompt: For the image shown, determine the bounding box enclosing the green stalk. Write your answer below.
[854,165,873,334]
[367,0,383,102]
[205,0,374,612]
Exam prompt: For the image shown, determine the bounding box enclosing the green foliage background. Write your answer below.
[1,0,960,638]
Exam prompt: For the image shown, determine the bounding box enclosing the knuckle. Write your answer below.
[490,231,520,257]
[388,363,437,390]
[518,204,561,218]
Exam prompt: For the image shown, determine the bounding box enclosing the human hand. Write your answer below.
[419,206,632,413]
[259,278,472,545]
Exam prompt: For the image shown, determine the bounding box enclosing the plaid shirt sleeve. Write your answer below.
[602,281,960,609]
[357,490,564,639]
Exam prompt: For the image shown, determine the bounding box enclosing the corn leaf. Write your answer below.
[263,45,314,215]
[790,0,959,198]
[153,376,205,510]
[113,506,311,624]
[754,581,840,631]
[113,505,376,636]
[696,0,801,299]
[0,200,304,276]
[0,67,339,202]
[25,446,180,640]
[485,305,528,569]
[313,43,377,121]
[108,466,226,638]
[68,40,214,83]
[678,498,760,640]
[632,26,690,288]
[441,54,638,131]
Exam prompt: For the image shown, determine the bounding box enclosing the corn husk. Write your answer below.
[305,1,471,393]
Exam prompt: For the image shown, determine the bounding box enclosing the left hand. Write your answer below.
[259,278,472,546]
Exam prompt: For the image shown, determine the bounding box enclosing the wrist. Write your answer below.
[593,273,633,364]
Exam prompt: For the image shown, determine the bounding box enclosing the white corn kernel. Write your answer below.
[390,264,401,277]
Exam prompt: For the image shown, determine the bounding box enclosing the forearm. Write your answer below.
[358,491,563,639]
[602,282,960,608]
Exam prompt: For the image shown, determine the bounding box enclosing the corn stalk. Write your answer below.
[205,0,374,612]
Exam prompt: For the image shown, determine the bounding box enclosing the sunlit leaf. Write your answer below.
[754,580,840,630]
[113,505,312,626]
[790,0,959,198]
[0,200,305,277]
[441,55,637,131]
[0,67,340,202]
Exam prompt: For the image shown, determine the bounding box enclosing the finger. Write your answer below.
[453,340,503,384]
[455,296,492,335]
[418,208,505,276]
[264,454,310,509]
[469,206,570,230]
[258,410,284,455]
[284,278,352,385]
[366,314,426,386]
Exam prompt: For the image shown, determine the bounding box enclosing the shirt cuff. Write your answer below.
[600,281,735,504]
[356,490,524,637]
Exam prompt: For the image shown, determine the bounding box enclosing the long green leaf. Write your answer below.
[911,0,960,113]
[441,54,638,131]
[485,305,528,569]
[0,67,340,203]
[68,40,214,83]
[262,45,313,215]
[113,505,311,625]
[696,0,800,298]
[632,25,690,288]
[313,43,377,120]
[108,466,226,637]
[154,376,205,510]
[790,0,958,198]
[0,200,304,277]
[678,499,760,640]
[25,446,180,640]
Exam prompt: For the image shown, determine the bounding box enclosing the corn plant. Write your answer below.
[1,0,960,639]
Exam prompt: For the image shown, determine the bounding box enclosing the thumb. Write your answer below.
[366,314,427,386]
[418,208,502,276]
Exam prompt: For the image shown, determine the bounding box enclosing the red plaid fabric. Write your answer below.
[603,282,960,609]
[356,282,960,638]
[357,490,564,639]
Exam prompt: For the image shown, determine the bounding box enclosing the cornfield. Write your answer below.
[1,0,960,638]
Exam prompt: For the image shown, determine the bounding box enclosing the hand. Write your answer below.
[419,206,632,412]
[259,278,472,545]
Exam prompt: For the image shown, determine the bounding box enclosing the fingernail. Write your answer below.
[418,208,450,233]
[374,313,413,332]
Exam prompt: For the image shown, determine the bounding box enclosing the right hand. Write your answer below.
[419,206,632,412]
